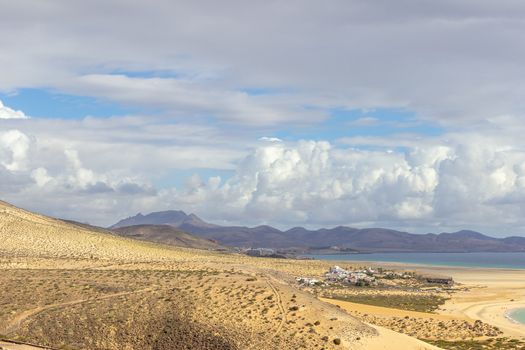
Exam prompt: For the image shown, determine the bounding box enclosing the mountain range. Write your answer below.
[110,210,525,252]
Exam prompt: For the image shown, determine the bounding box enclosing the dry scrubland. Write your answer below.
[2,200,525,350]
[0,201,439,350]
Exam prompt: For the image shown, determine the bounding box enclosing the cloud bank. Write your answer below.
[2,114,525,235]
[1,1,525,125]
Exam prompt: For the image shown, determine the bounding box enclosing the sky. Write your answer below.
[1,0,525,235]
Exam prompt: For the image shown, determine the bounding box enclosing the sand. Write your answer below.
[322,261,525,340]
[358,325,441,350]
[434,267,525,339]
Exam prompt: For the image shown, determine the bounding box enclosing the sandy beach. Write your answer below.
[435,267,525,339]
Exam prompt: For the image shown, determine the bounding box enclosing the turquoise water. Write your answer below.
[508,308,525,324]
[308,252,525,269]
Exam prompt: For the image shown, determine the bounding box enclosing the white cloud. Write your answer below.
[348,117,380,127]
[60,74,325,125]
[151,129,525,235]
[259,137,283,142]
[0,100,29,119]
[2,119,525,235]
[1,2,525,124]
[31,167,52,187]
[0,130,30,171]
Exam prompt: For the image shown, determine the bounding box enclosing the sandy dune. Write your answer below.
[359,325,441,350]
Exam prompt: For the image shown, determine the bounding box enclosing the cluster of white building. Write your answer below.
[296,265,429,288]
[296,277,324,286]
[324,265,377,286]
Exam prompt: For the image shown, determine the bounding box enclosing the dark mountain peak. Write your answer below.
[285,227,310,233]
[111,209,223,231]
[319,226,358,233]
[180,213,219,229]
[110,210,190,229]
[252,225,282,233]
[442,230,492,240]
[149,210,187,218]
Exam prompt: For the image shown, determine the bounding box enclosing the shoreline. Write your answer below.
[505,308,525,325]
[308,253,525,270]
[312,256,525,339]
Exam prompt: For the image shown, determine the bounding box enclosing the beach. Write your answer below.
[435,267,525,339]
[321,261,525,342]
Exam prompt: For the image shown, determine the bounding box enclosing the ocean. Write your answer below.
[308,252,525,269]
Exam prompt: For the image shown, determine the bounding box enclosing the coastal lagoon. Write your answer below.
[508,309,525,325]
[310,252,525,269]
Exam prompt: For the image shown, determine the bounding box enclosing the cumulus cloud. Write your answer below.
[0,100,29,119]
[163,136,525,235]
[0,130,30,171]
[2,119,525,235]
[259,137,283,142]
[31,167,52,187]
[0,115,251,225]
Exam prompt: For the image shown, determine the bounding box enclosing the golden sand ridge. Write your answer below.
[0,201,439,350]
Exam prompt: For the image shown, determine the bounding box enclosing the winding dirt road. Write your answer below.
[5,288,154,337]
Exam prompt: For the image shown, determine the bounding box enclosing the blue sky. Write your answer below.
[275,108,444,143]
[1,88,135,119]
[1,87,443,140]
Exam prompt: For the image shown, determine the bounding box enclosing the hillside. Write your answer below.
[0,200,173,262]
[0,200,439,350]
[113,224,226,250]
[111,210,525,252]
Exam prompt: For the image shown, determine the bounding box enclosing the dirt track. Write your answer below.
[0,340,52,350]
[5,288,153,335]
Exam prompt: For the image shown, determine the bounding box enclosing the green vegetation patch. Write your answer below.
[424,338,525,350]
[326,293,447,313]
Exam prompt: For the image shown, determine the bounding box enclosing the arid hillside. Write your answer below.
[0,200,439,350]
[112,224,225,250]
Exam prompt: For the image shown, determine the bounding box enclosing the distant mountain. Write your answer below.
[110,210,525,252]
[113,224,226,250]
[110,210,217,229]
